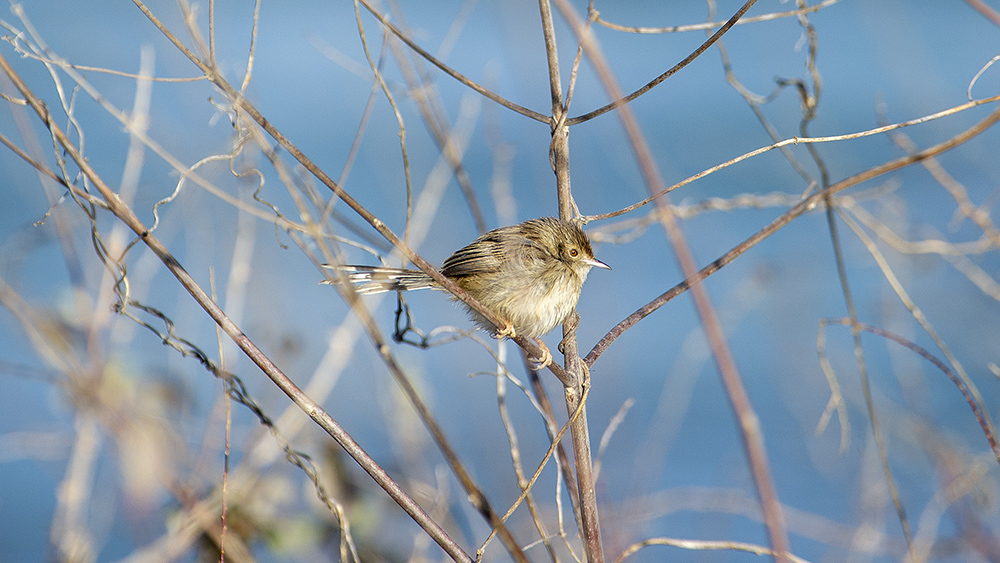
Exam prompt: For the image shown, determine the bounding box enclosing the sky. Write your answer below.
[1,1,999,561]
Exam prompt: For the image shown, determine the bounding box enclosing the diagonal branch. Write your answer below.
[355,0,550,123]
[823,318,1000,467]
[0,50,473,563]
[129,0,573,387]
[554,0,789,559]
[585,104,1000,366]
[566,0,758,125]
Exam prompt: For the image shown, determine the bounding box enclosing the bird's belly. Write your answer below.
[490,277,581,339]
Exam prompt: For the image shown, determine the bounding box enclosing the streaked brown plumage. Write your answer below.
[329,217,609,344]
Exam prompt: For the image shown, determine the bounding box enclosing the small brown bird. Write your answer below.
[328,217,609,367]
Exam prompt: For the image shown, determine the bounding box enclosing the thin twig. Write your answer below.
[585,105,1000,366]
[612,537,813,563]
[554,0,790,560]
[585,94,1000,223]
[127,0,573,387]
[355,0,550,123]
[353,1,415,246]
[382,2,488,234]
[477,382,591,559]
[837,209,997,454]
[538,0,605,560]
[566,0,758,125]
[594,0,841,34]
[0,51,474,563]
[822,319,1000,467]
[530,369,583,530]
[495,367,561,563]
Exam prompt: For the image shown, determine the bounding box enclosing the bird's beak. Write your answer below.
[586,257,611,270]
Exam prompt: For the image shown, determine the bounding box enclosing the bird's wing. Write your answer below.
[441,236,506,278]
[441,225,539,278]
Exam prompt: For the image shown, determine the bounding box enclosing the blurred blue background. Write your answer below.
[1,0,999,561]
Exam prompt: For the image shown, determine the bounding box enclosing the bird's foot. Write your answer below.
[528,338,552,371]
[493,322,517,340]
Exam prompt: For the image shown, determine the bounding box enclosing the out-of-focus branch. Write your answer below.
[0,50,474,563]
[554,0,788,559]
[822,318,1000,467]
[129,0,573,388]
[594,0,841,34]
[584,94,1000,223]
[354,0,550,123]
[585,104,1000,365]
[964,0,1000,27]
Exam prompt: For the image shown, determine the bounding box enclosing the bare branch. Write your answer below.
[355,0,550,123]
[585,105,1000,366]
[566,0,758,125]
[0,50,474,563]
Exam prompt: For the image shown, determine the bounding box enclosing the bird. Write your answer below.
[326,217,609,368]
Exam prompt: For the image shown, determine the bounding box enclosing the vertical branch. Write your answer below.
[550,1,791,561]
[792,3,915,556]
[537,1,605,562]
[538,0,572,210]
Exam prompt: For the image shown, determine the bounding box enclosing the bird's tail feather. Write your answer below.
[322,265,437,294]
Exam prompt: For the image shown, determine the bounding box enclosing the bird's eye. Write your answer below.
[569,248,579,257]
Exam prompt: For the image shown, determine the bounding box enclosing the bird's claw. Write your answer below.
[493,322,517,339]
[528,339,552,371]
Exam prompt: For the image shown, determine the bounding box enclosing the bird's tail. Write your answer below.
[322,265,438,294]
